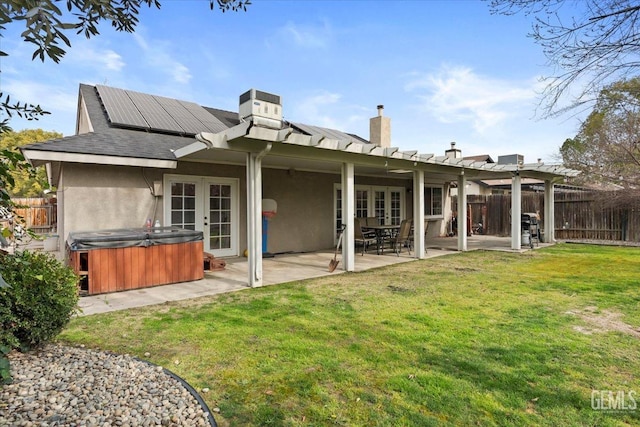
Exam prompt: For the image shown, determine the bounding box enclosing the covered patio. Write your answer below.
[77,235,550,316]
[174,119,577,288]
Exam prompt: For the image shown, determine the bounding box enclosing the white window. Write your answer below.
[424,186,443,218]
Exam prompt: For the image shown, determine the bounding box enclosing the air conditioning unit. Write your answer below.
[498,154,524,165]
[239,89,282,128]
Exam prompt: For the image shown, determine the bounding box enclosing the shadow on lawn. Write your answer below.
[393,341,640,424]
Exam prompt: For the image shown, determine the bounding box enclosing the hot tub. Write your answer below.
[67,227,204,295]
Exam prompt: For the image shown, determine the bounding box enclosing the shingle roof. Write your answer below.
[22,84,374,162]
[23,85,205,160]
[464,154,495,163]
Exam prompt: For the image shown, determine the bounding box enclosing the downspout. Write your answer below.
[257,142,272,162]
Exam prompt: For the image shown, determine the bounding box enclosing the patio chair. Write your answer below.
[354,217,377,255]
[391,218,413,256]
[364,217,379,227]
[356,217,378,239]
[409,218,430,254]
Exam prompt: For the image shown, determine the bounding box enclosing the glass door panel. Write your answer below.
[335,188,343,239]
[389,189,402,225]
[208,183,233,253]
[374,190,386,225]
[170,182,197,230]
[355,189,369,219]
[166,175,238,257]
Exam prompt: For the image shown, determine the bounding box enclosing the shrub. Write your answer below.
[0,250,79,384]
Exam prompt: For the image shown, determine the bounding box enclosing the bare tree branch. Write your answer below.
[490,0,640,117]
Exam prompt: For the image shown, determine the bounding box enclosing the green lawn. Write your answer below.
[59,244,640,426]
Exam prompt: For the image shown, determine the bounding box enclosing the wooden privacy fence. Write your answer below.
[453,191,640,242]
[12,197,57,232]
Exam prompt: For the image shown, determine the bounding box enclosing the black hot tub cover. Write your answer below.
[67,227,203,250]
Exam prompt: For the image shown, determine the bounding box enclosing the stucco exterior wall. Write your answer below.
[262,169,337,253]
[262,171,413,253]
[61,163,163,237]
[58,161,447,256]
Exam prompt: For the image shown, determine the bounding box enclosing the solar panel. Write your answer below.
[96,85,148,129]
[292,122,363,145]
[152,96,203,134]
[96,85,229,136]
[179,101,228,134]
[153,96,227,134]
[127,91,184,134]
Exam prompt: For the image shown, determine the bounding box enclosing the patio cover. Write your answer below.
[175,119,579,287]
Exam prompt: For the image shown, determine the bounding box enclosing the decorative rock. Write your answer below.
[0,344,215,426]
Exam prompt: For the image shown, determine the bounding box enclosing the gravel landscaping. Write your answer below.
[0,344,215,427]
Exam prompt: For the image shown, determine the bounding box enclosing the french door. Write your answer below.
[164,175,239,257]
[334,184,405,239]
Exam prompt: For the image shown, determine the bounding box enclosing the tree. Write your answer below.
[560,77,640,207]
[490,0,640,117]
[0,129,61,196]
[0,0,250,64]
[0,0,250,210]
[0,0,250,132]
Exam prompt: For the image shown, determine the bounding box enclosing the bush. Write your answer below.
[0,250,79,384]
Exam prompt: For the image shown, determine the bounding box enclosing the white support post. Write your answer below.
[342,163,355,271]
[413,170,425,258]
[511,173,522,250]
[544,180,555,243]
[246,152,263,287]
[457,173,467,251]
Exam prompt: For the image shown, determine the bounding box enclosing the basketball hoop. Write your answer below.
[261,199,277,256]
[262,199,277,220]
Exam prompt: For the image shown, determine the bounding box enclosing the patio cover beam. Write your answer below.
[188,123,579,184]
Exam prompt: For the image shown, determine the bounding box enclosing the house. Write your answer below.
[21,84,578,287]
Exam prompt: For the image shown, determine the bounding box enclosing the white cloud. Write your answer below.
[268,20,333,49]
[295,91,342,127]
[291,91,368,133]
[1,79,78,135]
[63,40,125,71]
[132,31,192,85]
[4,80,77,114]
[405,65,537,134]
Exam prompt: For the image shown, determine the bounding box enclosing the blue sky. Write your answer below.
[2,0,585,163]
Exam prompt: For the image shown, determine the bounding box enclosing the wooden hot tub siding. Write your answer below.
[69,241,204,295]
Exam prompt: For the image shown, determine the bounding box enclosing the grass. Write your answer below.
[58,244,640,426]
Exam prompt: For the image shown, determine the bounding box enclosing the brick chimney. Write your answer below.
[370,105,391,148]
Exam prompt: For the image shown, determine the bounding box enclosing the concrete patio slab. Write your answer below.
[77,235,549,316]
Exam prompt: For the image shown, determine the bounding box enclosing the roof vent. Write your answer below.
[239,89,282,129]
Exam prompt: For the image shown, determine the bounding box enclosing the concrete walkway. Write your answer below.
[78,248,451,316]
[77,235,548,316]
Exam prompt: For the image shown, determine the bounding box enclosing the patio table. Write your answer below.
[362,224,400,254]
